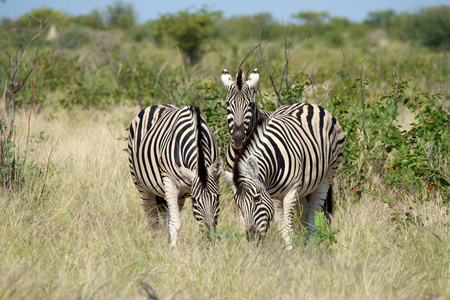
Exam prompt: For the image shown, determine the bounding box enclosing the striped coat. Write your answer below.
[224,103,345,249]
[128,105,223,247]
[221,69,271,170]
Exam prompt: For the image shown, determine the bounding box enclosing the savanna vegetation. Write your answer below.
[1,2,449,299]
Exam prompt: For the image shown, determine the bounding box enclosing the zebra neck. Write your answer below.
[250,103,268,127]
[234,117,269,185]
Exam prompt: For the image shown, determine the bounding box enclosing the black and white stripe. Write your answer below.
[226,103,345,249]
[128,105,223,247]
[221,69,272,170]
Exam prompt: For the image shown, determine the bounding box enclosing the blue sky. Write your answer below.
[1,0,449,23]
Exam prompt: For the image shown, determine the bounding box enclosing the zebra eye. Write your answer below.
[254,193,261,204]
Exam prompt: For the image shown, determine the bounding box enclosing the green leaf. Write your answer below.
[378,192,388,200]
[439,177,450,187]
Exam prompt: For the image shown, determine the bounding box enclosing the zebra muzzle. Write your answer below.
[231,123,246,149]
[203,221,215,232]
[246,224,258,241]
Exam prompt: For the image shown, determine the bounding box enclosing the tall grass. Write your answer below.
[0,108,448,299]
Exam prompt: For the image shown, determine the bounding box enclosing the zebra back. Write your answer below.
[231,103,345,240]
[235,103,345,197]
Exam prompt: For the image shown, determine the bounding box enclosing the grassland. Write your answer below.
[0,107,448,299]
[1,9,449,297]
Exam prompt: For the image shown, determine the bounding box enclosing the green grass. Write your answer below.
[1,108,448,299]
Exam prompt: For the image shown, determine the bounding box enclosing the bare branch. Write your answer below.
[320,52,345,105]
[307,76,317,103]
[177,61,205,104]
[15,21,47,93]
[2,79,7,119]
[5,15,46,140]
[359,58,368,142]
[384,67,401,142]
[341,49,358,78]
[238,41,263,72]
[140,282,159,300]
[411,174,421,226]
[322,87,346,105]
[155,60,174,102]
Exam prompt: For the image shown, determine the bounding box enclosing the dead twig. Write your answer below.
[359,58,368,143]
[384,67,401,140]
[177,61,205,104]
[238,40,263,72]
[140,282,159,300]
[3,14,47,139]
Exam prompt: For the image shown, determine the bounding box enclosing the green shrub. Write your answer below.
[0,121,22,189]
[198,80,228,159]
[328,79,450,204]
[154,8,222,64]
[291,211,339,251]
[104,1,136,30]
[127,21,155,42]
[395,5,450,49]
[0,121,57,202]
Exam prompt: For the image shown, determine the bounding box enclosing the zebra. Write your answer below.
[222,68,293,231]
[221,68,272,170]
[222,103,345,250]
[128,105,223,247]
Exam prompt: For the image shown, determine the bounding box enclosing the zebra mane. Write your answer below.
[232,116,267,189]
[236,69,243,90]
[192,106,207,188]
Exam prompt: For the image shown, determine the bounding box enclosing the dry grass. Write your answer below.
[1,108,449,299]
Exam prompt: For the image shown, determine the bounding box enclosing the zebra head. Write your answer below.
[233,156,274,241]
[221,68,260,150]
[183,157,223,232]
[181,106,223,233]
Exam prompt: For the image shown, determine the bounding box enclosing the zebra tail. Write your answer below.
[192,106,207,187]
[325,186,333,221]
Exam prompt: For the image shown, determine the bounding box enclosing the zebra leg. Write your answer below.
[162,197,184,230]
[162,176,182,248]
[273,198,284,231]
[139,190,160,228]
[281,189,298,251]
[178,198,186,212]
[155,196,169,229]
[298,196,310,229]
[307,184,329,234]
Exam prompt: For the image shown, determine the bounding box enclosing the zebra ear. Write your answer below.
[246,68,259,88]
[220,169,237,193]
[247,156,259,178]
[178,166,195,182]
[208,158,223,178]
[221,69,233,87]
[221,169,233,185]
